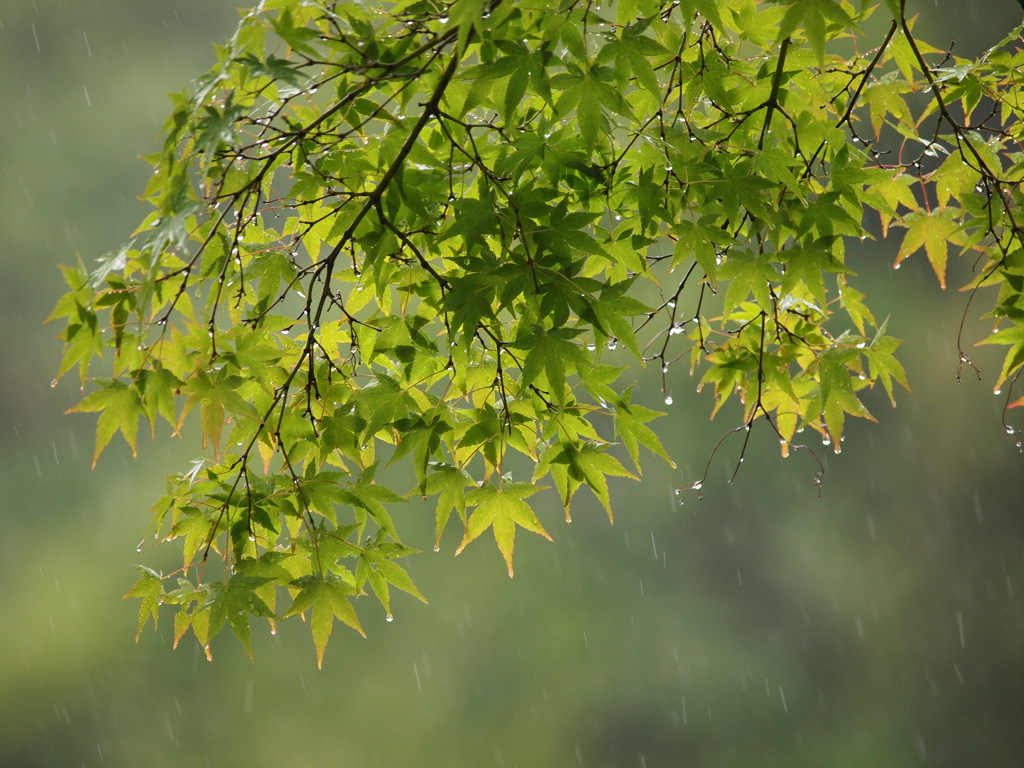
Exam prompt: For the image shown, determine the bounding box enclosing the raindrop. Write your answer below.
[1006,425,1015,435]
[664,395,673,405]
[386,615,394,623]
[661,364,669,374]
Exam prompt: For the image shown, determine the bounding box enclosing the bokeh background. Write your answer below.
[1,1,1022,766]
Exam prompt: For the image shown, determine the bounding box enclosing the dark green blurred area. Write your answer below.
[1,1,1021,765]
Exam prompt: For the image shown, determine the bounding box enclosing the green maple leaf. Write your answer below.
[613,384,675,472]
[284,574,364,669]
[69,379,144,467]
[456,483,551,577]
[421,463,475,551]
[124,565,164,641]
[540,441,637,522]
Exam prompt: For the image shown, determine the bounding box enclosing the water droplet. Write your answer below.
[386,615,394,623]
[1006,425,1015,435]
[664,395,673,405]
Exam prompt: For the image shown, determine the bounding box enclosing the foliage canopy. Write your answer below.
[52,0,1024,665]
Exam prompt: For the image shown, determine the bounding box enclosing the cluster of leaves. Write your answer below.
[50,0,1024,665]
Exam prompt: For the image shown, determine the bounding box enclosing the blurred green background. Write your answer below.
[1,1,1021,765]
